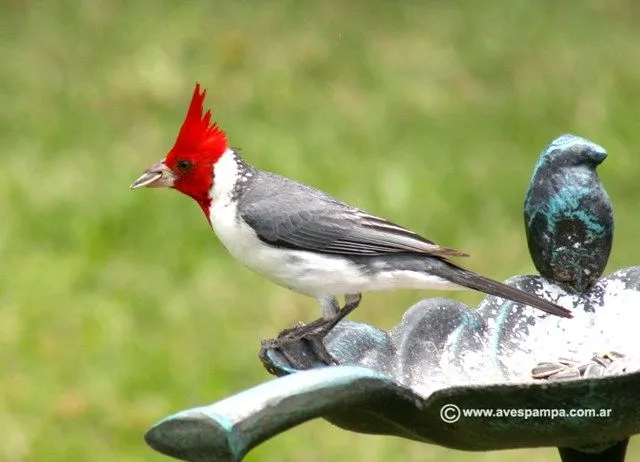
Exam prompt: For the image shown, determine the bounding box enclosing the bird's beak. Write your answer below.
[130,162,176,189]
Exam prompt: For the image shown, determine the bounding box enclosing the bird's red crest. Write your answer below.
[167,83,227,160]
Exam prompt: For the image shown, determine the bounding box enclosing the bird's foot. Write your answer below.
[259,293,363,372]
[259,319,338,372]
[259,323,335,372]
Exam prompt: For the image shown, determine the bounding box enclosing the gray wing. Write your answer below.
[238,172,468,258]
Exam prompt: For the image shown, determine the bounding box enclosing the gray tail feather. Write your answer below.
[439,264,573,319]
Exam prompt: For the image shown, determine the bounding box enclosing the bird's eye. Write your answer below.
[176,159,193,172]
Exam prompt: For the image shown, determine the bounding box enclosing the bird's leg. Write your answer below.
[276,296,341,338]
[276,294,361,338]
[260,293,363,369]
[320,295,341,319]
[325,293,362,329]
[290,293,363,366]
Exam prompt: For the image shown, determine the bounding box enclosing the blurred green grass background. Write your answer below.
[2,1,640,461]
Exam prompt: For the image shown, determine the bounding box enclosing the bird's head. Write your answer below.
[537,134,608,171]
[131,83,227,212]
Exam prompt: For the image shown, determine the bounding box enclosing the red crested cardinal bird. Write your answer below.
[131,84,572,361]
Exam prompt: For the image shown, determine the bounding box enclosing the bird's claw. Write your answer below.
[259,321,339,372]
[259,295,361,371]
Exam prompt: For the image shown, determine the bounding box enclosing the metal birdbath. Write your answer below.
[143,135,640,462]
